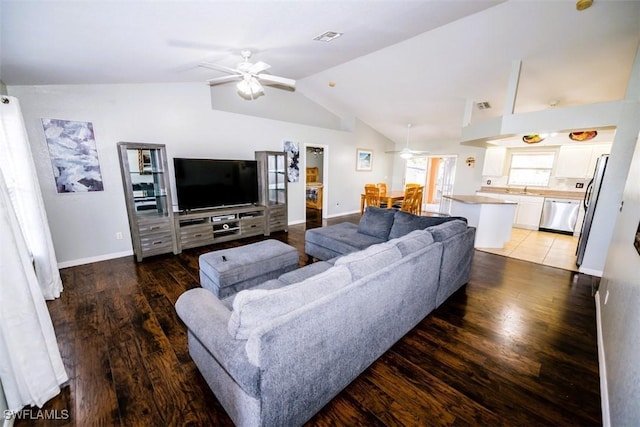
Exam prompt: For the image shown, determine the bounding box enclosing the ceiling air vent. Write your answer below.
[476,101,492,110]
[313,31,343,42]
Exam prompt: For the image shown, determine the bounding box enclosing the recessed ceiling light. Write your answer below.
[313,31,343,42]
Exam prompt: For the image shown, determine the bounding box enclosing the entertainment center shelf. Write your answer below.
[174,205,267,252]
[118,143,289,261]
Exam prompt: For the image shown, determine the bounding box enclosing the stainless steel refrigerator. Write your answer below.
[576,154,609,266]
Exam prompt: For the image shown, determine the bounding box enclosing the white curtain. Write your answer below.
[0,96,63,299]
[0,96,68,411]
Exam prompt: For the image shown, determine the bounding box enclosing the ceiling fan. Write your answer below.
[385,124,429,159]
[199,50,296,100]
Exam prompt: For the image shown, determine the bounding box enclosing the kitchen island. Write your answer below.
[443,195,517,248]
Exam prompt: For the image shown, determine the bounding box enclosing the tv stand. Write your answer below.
[174,205,267,253]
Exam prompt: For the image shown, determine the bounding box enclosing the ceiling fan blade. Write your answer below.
[249,61,271,74]
[257,74,296,88]
[207,75,241,86]
[199,61,240,75]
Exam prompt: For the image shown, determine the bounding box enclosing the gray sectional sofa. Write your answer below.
[175,208,475,426]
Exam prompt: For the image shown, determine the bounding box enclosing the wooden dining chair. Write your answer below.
[411,186,424,215]
[363,185,381,210]
[376,183,388,207]
[400,185,418,212]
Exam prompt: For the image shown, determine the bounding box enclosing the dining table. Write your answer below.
[360,190,405,214]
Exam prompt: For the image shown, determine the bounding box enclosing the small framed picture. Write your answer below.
[356,148,373,171]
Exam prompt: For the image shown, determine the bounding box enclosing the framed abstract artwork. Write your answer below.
[41,118,104,193]
[283,140,300,182]
[356,148,373,171]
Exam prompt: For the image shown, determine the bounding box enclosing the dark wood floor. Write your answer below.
[18,210,601,426]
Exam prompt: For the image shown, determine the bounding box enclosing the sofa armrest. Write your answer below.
[175,288,260,397]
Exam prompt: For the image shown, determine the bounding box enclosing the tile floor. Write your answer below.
[477,228,579,272]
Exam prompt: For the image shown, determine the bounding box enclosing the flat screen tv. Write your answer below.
[173,158,259,211]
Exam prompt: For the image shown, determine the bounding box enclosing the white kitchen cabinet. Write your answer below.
[482,147,507,176]
[555,146,593,178]
[586,144,611,179]
[475,192,544,229]
[555,144,611,179]
[514,196,545,229]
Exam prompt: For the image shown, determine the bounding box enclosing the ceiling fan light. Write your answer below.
[400,149,413,160]
[236,78,263,97]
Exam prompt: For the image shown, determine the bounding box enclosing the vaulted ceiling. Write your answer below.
[1,0,639,147]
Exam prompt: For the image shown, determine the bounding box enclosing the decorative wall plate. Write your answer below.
[523,134,544,144]
[569,130,598,141]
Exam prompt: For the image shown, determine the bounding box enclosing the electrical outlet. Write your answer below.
[576,182,584,189]
[116,232,123,240]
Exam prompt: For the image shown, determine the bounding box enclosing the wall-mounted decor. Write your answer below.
[41,118,104,193]
[356,148,373,171]
[634,220,640,256]
[283,140,299,182]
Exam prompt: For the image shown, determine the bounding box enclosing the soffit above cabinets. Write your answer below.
[485,128,615,148]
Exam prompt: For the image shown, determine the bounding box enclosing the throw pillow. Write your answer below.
[388,230,435,256]
[334,242,402,280]
[228,266,353,340]
[426,219,468,241]
[357,206,396,240]
[388,211,468,239]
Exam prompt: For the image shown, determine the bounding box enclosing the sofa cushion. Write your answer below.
[334,242,402,280]
[357,207,396,240]
[388,212,467,239]
[228,266,352,340]
[426,219,468,241]
[389,230,435,256]
[306,222,384,255]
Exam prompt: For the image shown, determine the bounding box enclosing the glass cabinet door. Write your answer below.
[127,148,169,217]
[267,153,286,205]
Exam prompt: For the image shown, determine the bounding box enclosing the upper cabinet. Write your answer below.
[117,142,177,261]
[555,144,611,179]
[482,147,507,176]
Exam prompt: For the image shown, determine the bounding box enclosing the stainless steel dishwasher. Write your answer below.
[539,198,580,234]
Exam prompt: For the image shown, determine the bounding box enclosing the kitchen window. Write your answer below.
[508,152,555,187]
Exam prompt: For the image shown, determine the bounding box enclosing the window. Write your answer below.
[508,152,555,186]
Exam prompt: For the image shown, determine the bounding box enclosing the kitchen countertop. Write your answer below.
[478,186,585,200]
[444,195,517,205]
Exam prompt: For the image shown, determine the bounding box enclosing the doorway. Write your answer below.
[304,144,328,227]
[404,155,457,215]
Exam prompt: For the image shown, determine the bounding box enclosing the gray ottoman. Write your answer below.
[199,239,299,298]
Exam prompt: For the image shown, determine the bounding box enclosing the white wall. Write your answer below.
[598,134,640,425]
[8,83,393,265]
[389,140,485,194]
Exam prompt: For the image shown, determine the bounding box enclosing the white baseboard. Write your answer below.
[57,250,133,269]
[595,290,610,427]
[325,209,360,219]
